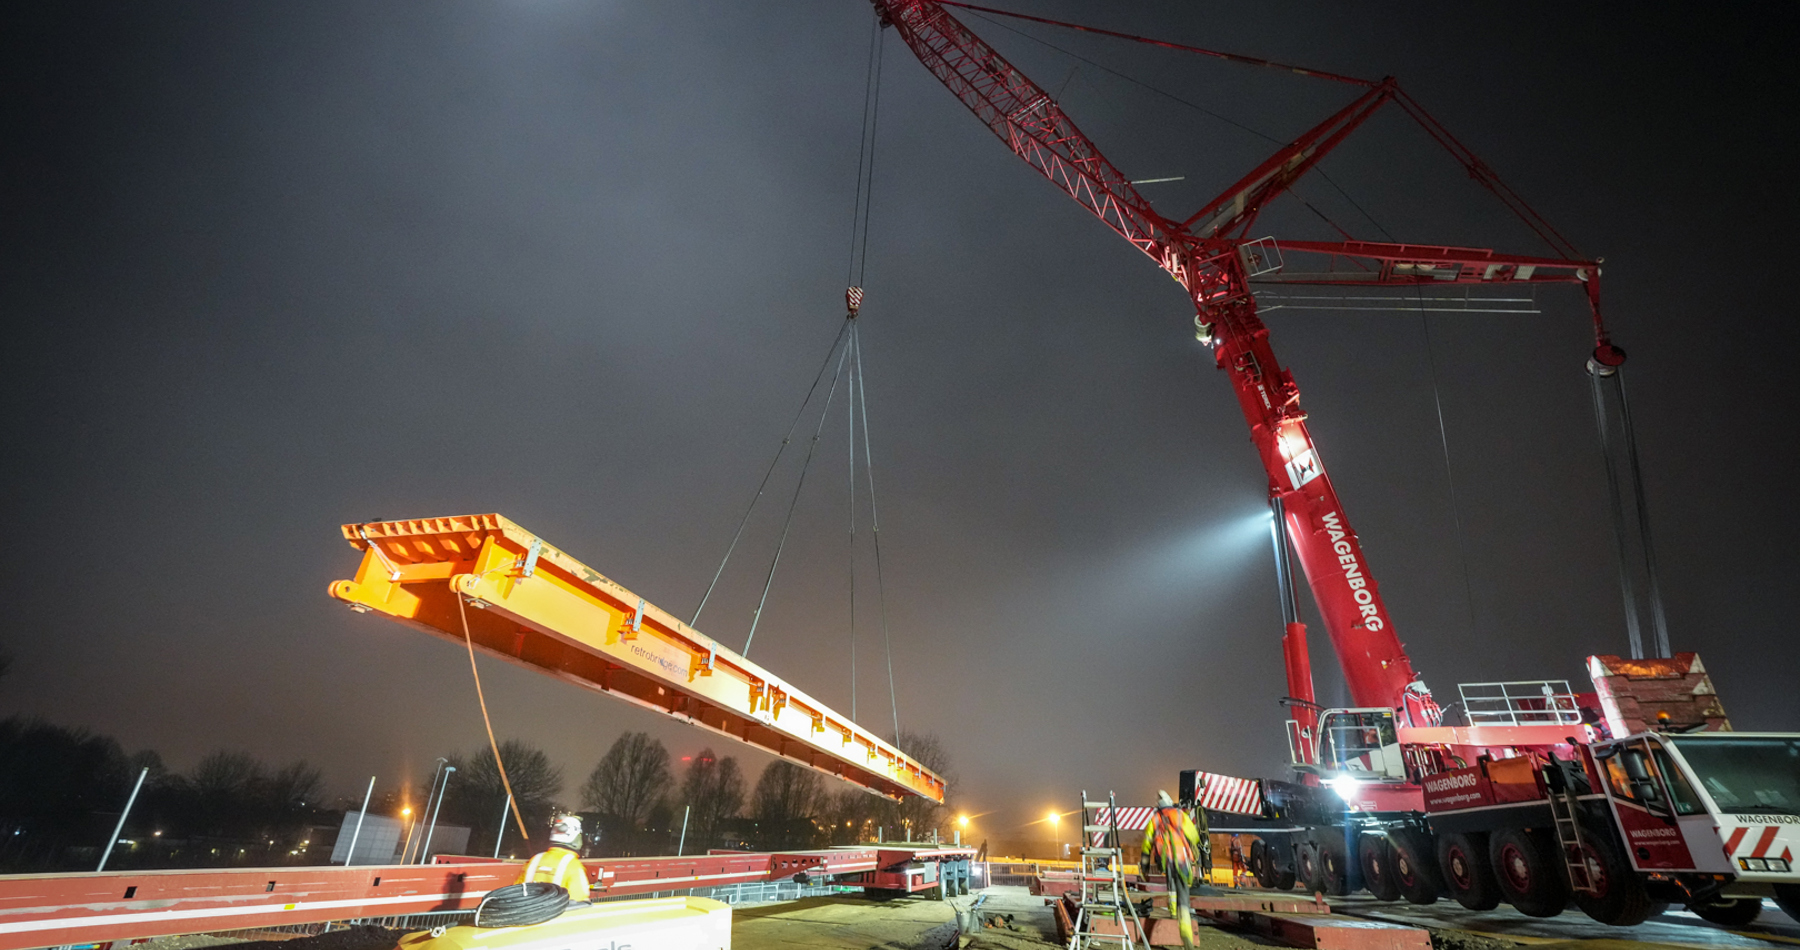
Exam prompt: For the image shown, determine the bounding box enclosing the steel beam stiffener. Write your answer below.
[329,514,943,803]
[0,849,893,950]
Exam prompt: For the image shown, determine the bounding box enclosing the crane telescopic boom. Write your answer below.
[870,0,1611,738]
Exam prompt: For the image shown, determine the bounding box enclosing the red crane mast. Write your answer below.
[870,0,1614,745]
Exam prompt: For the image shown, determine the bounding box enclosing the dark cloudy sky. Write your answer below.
[4,2,1797,851]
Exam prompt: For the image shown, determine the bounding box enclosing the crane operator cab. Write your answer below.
[1299,708,1407,782]
[1591,731,1800,922]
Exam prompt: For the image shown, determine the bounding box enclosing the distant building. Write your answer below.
[328,813,469,865]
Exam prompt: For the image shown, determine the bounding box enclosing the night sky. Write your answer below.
[4,2,1797,852]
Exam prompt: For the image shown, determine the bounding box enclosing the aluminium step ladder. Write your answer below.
[1544,758,1597,894]
[1068,789,1149,950]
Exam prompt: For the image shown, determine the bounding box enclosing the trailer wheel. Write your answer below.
[1690,897,1763,926]
[1387,829,1440,905]
[1776,884,1800,924]
[1436,832,1500,910]
[1490,828,1566,918]
[1571,820,1655,926]
[1359,836,1400,902]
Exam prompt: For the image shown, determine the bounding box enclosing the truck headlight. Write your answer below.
[1739,857,1791,872]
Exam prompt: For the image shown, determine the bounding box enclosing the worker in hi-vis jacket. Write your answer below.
[1141,790,1201,948]
[516,814,591,902]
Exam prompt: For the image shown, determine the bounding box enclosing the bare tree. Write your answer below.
[678,749,743,850]
[876,732,954,841]
[444,739,565,853]
[749,761,824,849]
[580,732,672,829]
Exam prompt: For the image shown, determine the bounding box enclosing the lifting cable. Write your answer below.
[842,10,902,740]
[691,320,852,628]
[853,321,903,743]
[743,343,851,657]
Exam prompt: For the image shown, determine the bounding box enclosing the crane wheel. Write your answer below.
[1776,884,1800,925]
[1489,828,1566,918]
[1571,819,1655,926]
[1689,898,1763,926]
[1358,836,1401,902]
[1436,832,1500,911]
[1317,835,1350,896]
[1387,829,1441,905]
[1297,842,1325,895]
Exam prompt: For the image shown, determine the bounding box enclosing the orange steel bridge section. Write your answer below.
[328,514,943,803]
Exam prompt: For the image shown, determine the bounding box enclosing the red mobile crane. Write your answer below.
[871,0,1800,929]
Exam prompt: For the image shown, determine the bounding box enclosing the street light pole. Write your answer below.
[405,759,447,863]
[419,766,455,863]
[492,792,513,859]
[96,768,149,872]
[343,776,376,867]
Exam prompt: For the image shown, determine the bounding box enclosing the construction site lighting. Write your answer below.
[1329,775,1361,801]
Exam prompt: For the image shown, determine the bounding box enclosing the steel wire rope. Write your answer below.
[853,323,902,743]
[957,9,1367,242]
[691,320,852,628]
[848,335,858,720]
[743,343,852,657]
[845,13,883,287]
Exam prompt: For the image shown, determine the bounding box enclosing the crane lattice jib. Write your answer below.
[877,0,1607,726]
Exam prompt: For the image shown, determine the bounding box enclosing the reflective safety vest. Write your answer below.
[516,846,591,902]
[1141,806,1199,885]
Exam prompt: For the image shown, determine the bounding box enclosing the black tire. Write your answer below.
[1359,836,1401,902]
[1571,821,1655,926]
[1775,884,1800,924]
[1489,828,1567,918]
[1388,829,1441,905]
[1251,839,1274,889]
[1318,834,1350,896]
[1436,832,1500,911]
[1690,897,1763,926]
[473,882,570,928]
[1271,843,1297,891]
[1298,842,1326,895]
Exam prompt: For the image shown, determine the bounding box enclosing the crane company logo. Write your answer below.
[1736,814,1800,824]
[1285,448,1323,490]
[1423,772,1478,794]
[1320,512,1385,631]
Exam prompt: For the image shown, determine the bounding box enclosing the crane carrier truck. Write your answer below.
[865,0,1798,928]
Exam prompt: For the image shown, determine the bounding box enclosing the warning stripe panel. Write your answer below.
[1750,826,1781,859]
[1195,771,1264,816]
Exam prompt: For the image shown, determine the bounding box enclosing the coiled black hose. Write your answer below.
[473,882,570,928]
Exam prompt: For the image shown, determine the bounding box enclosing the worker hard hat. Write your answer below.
[549,814,583,848]
[1156,790,1175,807]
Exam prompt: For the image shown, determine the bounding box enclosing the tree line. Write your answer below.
[0,711,953,872]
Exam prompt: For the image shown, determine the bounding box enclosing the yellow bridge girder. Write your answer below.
[329,514,943,802]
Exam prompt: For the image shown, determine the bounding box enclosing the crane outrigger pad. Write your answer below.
[330,514,943,802]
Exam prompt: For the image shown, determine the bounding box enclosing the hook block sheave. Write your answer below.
[330,514,944,803]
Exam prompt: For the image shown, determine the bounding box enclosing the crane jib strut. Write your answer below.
[872,0,1617,734]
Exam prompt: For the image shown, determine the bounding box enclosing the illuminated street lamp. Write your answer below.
[1047,811,1062,860]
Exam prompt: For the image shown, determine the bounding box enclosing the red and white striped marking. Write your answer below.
[1195,772,1264,816]
[1723,824,1794,865]
[1089,807,1155,845]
